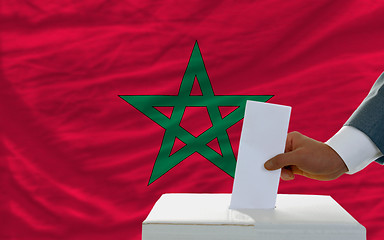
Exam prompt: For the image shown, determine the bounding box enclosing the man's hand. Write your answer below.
[264,131,348,181]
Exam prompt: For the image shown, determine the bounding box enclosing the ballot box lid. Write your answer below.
[142,193,365,240]
[144,194,360,226]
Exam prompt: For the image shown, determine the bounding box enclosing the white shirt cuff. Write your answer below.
[326,126,383,174]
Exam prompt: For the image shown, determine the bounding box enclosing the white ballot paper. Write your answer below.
[230,100,291,209]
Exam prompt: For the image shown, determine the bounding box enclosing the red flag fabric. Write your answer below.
[2,1,384,240]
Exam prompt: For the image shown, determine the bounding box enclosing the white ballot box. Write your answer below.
[142,193,365,240]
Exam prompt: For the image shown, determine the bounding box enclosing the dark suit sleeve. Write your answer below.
[345,72,384,164]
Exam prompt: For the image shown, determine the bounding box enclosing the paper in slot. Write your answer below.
[230,100,291,209]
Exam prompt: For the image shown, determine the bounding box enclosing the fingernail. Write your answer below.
[264,161,273,170]
[281,171,292,180]
[281,171,295,181]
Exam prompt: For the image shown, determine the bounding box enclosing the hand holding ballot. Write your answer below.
[264,132,348,181]
[265,72,384,179]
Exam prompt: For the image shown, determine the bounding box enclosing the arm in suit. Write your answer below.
[345,72,384,164]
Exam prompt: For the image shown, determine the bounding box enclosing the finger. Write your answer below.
[264,151,299,170]
[281,167,295,181]
[284,131,302,153]
[289,166,326,180]
[284,132,296,152]
[284,134,292,153]
[290,165,305,176]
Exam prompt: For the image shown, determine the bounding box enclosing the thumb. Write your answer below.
[264,151,299,170]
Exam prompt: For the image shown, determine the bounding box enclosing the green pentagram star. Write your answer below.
[119,41,272,185]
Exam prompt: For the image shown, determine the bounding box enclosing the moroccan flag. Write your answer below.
[2,1,384,240]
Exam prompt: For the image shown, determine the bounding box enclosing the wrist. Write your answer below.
[324,143,348,179]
